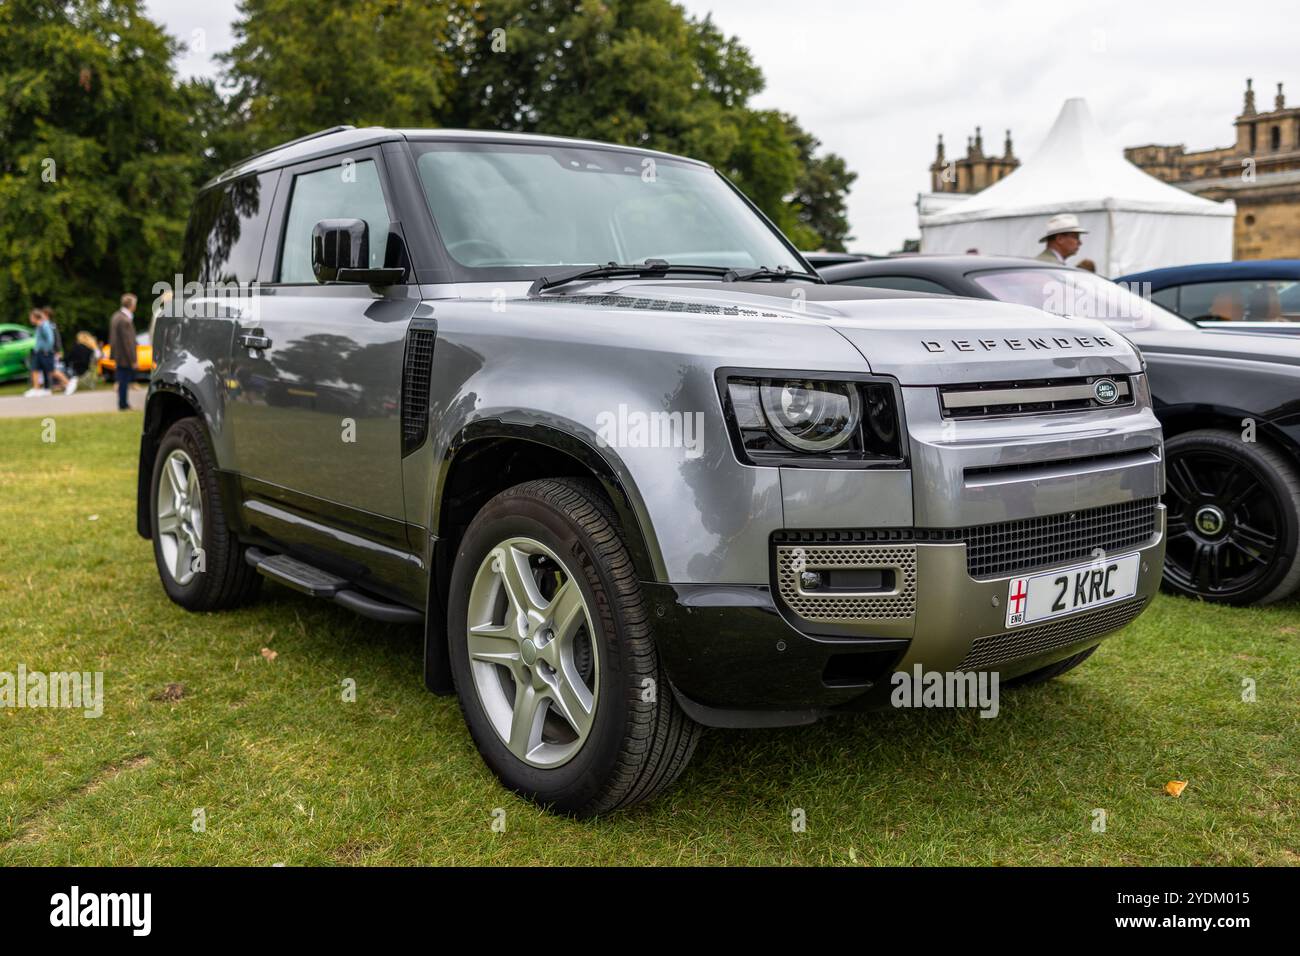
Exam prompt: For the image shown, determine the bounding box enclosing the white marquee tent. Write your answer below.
[919,98,1235,276]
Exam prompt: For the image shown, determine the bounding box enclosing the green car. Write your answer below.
[0,323,36,382]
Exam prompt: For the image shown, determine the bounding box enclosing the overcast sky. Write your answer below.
[146,0,1296,252]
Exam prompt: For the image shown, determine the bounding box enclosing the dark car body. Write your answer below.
[821,255,1300,606]
[1117,259,1300,334]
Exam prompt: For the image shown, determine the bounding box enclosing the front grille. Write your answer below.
[958,597,1148,669]
[774,544,917,622]
[773,497,1159,580]
[940,375,1133,419]
[962,498,1157,578]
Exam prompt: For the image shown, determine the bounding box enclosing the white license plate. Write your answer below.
[1005,553,1140,628]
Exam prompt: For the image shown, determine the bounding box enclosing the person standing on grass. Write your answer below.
[23,308,73,396]
[24,309,54,396]
[41,306,76,395]
[109,293,138,411]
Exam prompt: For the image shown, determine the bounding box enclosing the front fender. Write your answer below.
[409,298,871,584]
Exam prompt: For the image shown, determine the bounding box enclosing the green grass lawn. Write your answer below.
[0,379,33,397]
[0,410,1296,866]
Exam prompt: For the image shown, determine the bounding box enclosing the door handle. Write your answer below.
[237,331,272,351]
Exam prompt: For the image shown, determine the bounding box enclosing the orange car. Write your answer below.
[98,333,154,381]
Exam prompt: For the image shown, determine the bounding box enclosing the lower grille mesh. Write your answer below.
[774,498,1159,580]
[963,498,1157,578]
[959,598,1148,670]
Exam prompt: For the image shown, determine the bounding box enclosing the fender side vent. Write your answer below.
[401,326,436,455]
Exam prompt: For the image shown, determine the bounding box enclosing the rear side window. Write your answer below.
[181,172,278,284]
[278,160,391,283]
[837,275,952,295]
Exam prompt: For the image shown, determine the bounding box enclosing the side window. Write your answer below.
[278,160,391,283]
[1178,281,1244,321]
[181,172,277,284]
[1151,287,1179,315]
[1178,279,1296,322]
[838,275,953,295]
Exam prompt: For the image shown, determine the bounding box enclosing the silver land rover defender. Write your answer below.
[141,127,1166,815]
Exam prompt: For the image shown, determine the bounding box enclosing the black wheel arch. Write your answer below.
[1155,403,1300,470]
[137,384,207,539]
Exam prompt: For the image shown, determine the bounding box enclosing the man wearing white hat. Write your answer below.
[1035,213,1087,264]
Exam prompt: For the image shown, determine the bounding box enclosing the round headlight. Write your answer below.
[759,380,861,452]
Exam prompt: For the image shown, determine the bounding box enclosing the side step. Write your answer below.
[245,548,422,624]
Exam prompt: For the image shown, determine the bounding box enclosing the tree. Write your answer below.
[443,0,855,251]
[784,115,857,251]
[0,0,212,333]
[218,0,856,249]
[0,0,857,331]
[218,0,457,153]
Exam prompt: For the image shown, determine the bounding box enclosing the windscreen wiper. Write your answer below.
[723,265,825,283]
[529,259,734,295]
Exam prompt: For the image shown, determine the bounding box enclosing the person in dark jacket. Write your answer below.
[66,331,99,383]
[108,293,138,411]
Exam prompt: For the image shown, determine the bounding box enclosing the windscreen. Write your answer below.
[972,268,1192,332]
[412,141,802,275]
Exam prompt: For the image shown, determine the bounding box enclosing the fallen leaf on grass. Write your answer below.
[1165,780,1188,797]
[150,682,187,702]
[260,647,278,662]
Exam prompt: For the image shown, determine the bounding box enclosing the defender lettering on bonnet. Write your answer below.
[142,126,1165,815]
[922,335,1113,352]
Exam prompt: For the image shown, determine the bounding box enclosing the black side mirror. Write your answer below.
[312,219,405,285]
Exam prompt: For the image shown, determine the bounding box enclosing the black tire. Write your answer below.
[447,478,701,816]
[1162,429,1300,605]
[1003,645,1097,687]
[150,417,261,611]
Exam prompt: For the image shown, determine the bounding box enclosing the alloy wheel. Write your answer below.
[1163,448,1283,598]
[155,448,204,586]
[465,536,598,768]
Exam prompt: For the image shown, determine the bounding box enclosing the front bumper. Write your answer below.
[650,505,1165,727]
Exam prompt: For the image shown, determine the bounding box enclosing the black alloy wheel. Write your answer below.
[1161,430,1300,605]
